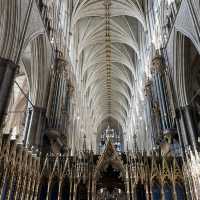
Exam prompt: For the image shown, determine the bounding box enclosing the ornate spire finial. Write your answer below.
[133,134,138,154]
[83,134,87,152]
[90,141,93,152]
[126,141,129,152]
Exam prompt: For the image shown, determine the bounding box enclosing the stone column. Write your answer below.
[57,177,62,200]
[0,167,9,198]
[161,182,165,200]
[91,177,96,200]
[130,177,135,200]
[7,171,15,199]
[87,172,91,200]
[145,183,150,200]
[29,174,36,200]
[172,181,177,200]
[175,111,188,157]
[69,176,73,200]
[126,165,130,200]
[149,182,153,200]
[0,57,18,128]
[46,177,52,200]
[73,183,77,200]
[33,178,40,200]
[181,105,198,151]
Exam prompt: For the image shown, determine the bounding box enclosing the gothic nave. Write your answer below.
[0,0,200,199]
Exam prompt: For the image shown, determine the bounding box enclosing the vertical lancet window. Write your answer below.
[152,182,161,200]
[163,182,173,200]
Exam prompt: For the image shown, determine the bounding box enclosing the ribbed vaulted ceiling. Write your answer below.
[72,0,146,131]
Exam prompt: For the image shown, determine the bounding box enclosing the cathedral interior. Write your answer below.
[0,0,200,199]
